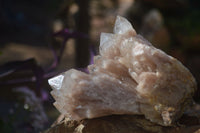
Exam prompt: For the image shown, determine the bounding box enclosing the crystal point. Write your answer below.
[48,75,64,90]
[49,16,197,126]
[114,16,136,35]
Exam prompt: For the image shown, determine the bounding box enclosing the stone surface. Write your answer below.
[44,114,200,133]
[48,16,197,126]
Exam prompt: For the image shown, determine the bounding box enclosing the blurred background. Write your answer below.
[0,0,200,132]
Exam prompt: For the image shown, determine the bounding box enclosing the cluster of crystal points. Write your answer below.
[48,16,197,126]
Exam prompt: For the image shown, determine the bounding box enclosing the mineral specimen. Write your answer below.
[48,16,197,126]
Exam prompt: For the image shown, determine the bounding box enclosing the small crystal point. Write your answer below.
[99,33,120,57]
[114,16,136,35]
[100,33,114,48]
[48,75,64,90]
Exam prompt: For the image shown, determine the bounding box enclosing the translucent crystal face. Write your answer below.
[48,75,64,90]
[48,16,197,126]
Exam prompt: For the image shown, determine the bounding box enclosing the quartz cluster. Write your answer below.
[48,16,197,126]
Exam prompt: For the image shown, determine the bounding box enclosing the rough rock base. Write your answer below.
[44,114,200,133]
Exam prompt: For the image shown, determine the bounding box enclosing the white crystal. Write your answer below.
[48,75,64,90]
[114,16,136,35]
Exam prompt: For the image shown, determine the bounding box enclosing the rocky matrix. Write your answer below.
[48,16,197,126]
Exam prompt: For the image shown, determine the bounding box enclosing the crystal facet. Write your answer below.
[48,16,197,126]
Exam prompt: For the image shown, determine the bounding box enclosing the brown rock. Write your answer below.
[44,114,200,133]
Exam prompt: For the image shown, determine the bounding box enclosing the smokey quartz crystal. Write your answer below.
[48,16,197,126]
